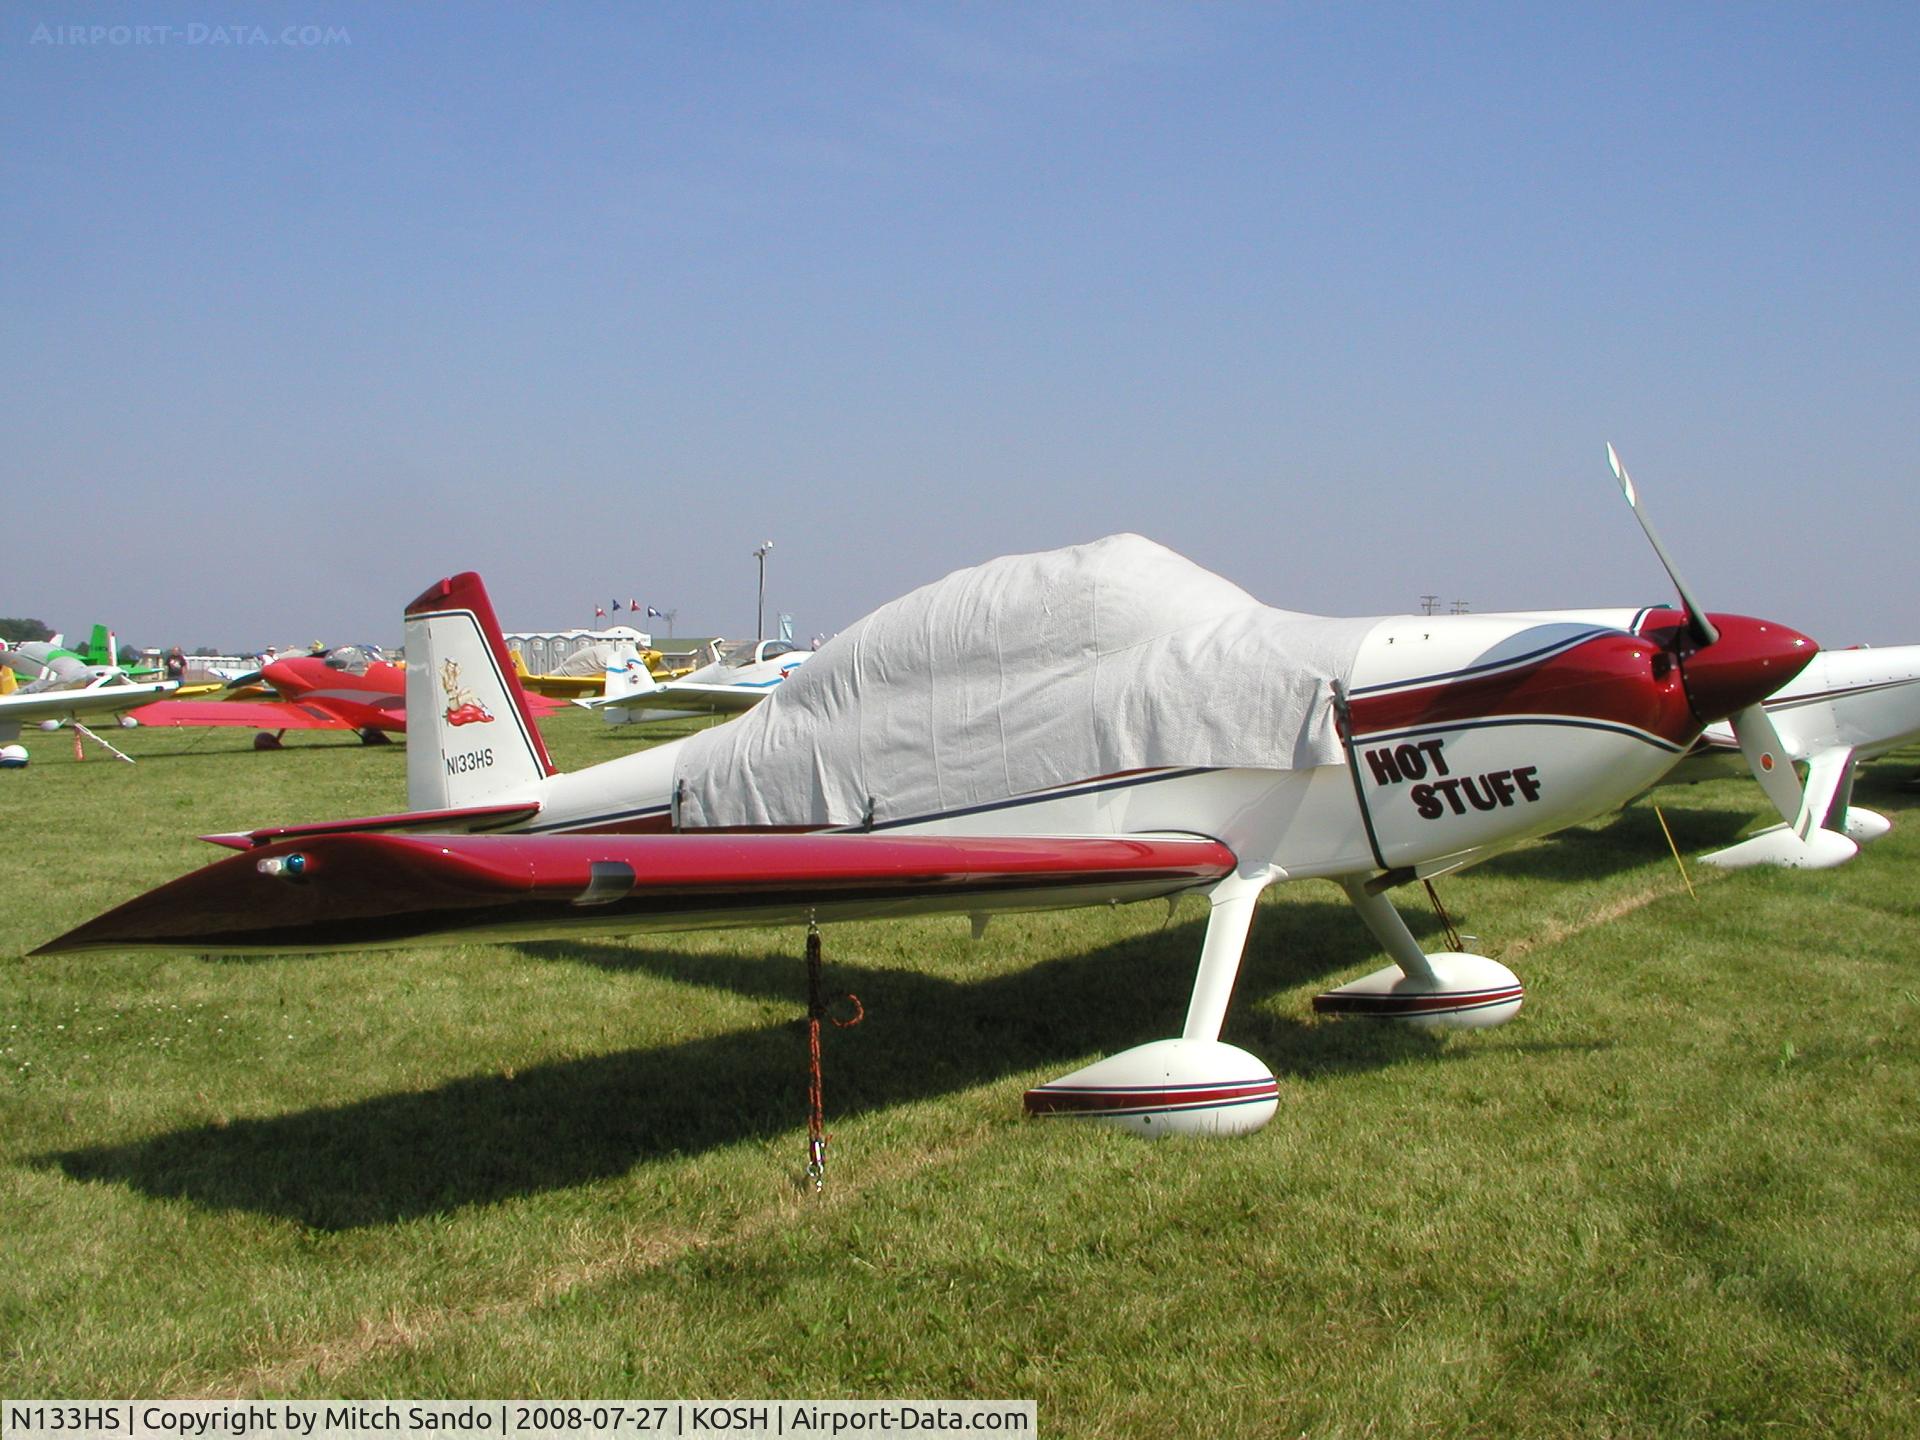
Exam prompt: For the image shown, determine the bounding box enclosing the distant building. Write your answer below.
[655,636,724,671]
[504,625,652,676]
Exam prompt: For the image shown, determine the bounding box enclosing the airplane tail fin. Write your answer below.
[403,573,558,811]
[603,644,660,702]
[86,625,116,668]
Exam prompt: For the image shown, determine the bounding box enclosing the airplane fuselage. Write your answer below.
[261,655,408,733]
[501,612,1707,887]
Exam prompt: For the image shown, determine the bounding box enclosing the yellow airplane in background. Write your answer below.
[511,645,681,700]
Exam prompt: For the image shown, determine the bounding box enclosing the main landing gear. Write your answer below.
[1311,877,1524,1028]
[1022,868,1523,1139]
[1700,746,1883,870]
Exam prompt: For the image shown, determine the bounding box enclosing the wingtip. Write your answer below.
[28,926,85,957]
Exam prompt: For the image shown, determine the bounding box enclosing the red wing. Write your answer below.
[128,699,352,731]
[35,831,1238,956]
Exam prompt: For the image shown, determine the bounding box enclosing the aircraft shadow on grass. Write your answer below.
[1475,801,1755,882]
[43,894,1502,1231]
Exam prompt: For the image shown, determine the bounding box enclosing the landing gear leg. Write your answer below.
[1312,876,1523,1029]
[1024,867,1282,1137]
[1182,868,1275,1041]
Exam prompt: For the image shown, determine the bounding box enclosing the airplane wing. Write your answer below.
[574,680,770,715]
[34,831,1239,955]
[0,678,178,740]
[126,699,355,731]
[517,674,606,699]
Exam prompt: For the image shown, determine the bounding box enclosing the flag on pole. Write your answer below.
[595,605,606,618]
[611,599,623,611]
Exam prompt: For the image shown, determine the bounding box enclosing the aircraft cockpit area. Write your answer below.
[318,643,391,675]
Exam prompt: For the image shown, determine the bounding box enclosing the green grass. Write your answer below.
[2,712,1916,1435]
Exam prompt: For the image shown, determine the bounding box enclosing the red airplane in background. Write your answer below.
[131,645,565,746]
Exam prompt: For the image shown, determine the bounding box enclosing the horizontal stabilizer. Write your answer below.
[200,801,544,851]
[35,831,1237,956]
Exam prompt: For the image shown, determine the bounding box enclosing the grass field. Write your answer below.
[2,710,1915,1435]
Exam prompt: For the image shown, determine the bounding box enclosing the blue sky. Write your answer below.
[5,2,1916,650]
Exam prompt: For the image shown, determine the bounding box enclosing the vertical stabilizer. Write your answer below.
[404,573,557,811]
[593,644,660,725]
[86,625,116,668]
[603,644,660,702]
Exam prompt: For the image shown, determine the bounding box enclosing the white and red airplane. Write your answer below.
[37,450,1816,1140]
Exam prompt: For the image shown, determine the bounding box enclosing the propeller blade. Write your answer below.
[1607,443,1719,648]
[1729,702,1806,834]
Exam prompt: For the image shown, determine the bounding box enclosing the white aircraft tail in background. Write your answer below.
[593,644,664,722]
[575,639,811,724]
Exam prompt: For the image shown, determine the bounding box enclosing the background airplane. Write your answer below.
[40,450,1815,1144]
[0,664,178,760]
[1660,640,1920,867]
[129,644,565,747]
[514,642,672,700]
[2,626,135,684]
[129,644,410,746]
[575,638,812,724]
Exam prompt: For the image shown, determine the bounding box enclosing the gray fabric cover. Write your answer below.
[551,640,636,677]
[675,534,1374,829]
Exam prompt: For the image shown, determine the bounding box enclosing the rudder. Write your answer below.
[85,625,117,669]
[603,644,660,701]
[404,573,557,811]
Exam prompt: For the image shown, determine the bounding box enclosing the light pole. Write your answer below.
[754,541,774,639]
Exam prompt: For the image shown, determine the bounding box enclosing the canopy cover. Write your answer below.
[675,534,1375,829]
